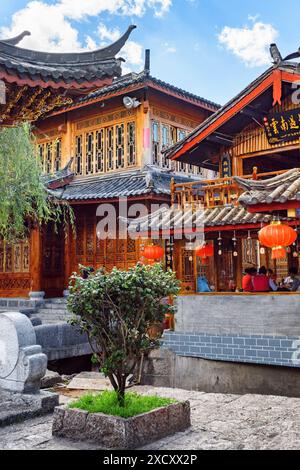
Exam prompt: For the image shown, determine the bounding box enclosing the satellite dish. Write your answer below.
[123,96,141,109]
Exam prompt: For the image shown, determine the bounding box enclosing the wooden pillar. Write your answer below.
[232,156,243,176]
[235,238,243,290]
[63,223,72,292]
[29,225,43,294]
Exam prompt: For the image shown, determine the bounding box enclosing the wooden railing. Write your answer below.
[171,168,297,209]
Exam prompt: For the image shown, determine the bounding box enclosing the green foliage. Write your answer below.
[69,390,176,419]
[68,263,180,405]
[0,123,74,243]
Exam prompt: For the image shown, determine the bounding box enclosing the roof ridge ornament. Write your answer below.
[270,42,300,66]
[1,31,31,46]
[284,47,300,62]
[270,43,283,66]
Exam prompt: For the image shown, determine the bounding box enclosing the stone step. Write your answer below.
[40,303,68,310]
[45,298,67,305]
[31,314,69,325]
[37,308,69,315]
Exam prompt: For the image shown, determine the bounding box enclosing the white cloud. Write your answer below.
[218,20,278,67]
[0,0,172,67]
[164,42,177,54]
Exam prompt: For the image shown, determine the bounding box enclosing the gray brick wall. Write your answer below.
[162,332,300,368]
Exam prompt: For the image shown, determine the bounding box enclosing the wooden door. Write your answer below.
[41,223,65,298]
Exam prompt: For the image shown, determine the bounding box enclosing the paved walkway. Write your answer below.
[1,387,300,450]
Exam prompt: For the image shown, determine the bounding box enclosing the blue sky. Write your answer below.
[0,1,299,105]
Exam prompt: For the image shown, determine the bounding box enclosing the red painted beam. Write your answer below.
[247,201,300,213]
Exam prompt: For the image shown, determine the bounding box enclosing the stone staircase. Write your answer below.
[0,297,72,325]
[32,298,72,325]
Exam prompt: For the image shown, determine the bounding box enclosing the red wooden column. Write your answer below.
[29,225,44,299]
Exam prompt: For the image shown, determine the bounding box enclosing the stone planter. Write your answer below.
[52,400,190,449]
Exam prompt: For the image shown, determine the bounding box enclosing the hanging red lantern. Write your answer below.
[196,243,214,264]
[143,245,164,261]
[272,247,286,260]
[259,221,297,257]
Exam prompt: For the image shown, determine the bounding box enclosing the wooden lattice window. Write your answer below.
[54,138,62,172]
[96,129,105,173]
[38,144,45,172]
[161,124,170,169]
[115,124,125,169]
[152,121,160,165]
[46,142,52,174]
[85,132,94,175]
[127,122,136,166]
[106,126,114,171]
[75,135,83,175]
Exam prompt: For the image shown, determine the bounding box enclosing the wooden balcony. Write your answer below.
[171,168,295,209]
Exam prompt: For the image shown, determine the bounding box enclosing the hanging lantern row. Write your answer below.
[258,221,297,260]
[142,244,164,261]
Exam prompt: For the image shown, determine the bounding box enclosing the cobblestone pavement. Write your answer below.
[1,387,300,450]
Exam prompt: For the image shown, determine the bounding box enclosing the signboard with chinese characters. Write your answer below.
[221,153,231,178]
[263,107,300,145]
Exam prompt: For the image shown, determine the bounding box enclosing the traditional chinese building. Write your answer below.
[129,45,300,293]
[0,30,219,298]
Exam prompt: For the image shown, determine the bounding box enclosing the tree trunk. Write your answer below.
[116,375,126,407]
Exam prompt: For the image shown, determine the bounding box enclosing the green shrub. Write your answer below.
[68,263,180,406]
[69,390,176,419]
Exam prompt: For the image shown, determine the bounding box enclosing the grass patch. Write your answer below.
[69,391,177,419]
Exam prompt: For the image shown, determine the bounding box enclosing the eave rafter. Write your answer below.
[0,83,73,125]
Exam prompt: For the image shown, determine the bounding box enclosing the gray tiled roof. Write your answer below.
[126,205,272,235]
[236,169,300,206]
[0,26,137,88]
[75,71,220,110]
[43,160,74,187]
[50,168,197,201]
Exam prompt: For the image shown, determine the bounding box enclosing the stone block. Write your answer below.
[0,390,59,427]
[41,370,63,389]
[52,400,190,449]
[0,312,47,393]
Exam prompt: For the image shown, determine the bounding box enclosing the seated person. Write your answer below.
[253,266,270,292]
[267,268,278,292]
[288,267,300,292]
[242,267,256,292]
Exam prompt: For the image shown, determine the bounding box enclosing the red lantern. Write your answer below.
[259,221,297,257]
[196,243,214,263]
[143,245,164,261]
[272,247,286,260]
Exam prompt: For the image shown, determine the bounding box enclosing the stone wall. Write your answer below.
[175,294,300,336]
[142,349,300,397]
[34,323,92,361]
[162,331,300,368]
[161,294,300,369]
[142,294,300,396]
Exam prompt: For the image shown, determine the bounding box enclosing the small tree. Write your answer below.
[68,263,180,406]
[0,123,73,244]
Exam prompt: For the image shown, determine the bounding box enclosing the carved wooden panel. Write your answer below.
[0,240,30,274]
[73,212,140,272]
[0,278,31,290]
